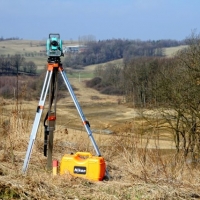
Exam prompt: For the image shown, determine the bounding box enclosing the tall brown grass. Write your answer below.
[0,99,200,199]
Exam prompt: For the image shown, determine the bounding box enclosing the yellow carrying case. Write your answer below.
[60,152,106,181]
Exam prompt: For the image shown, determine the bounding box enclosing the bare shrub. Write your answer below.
[86,77,102,88]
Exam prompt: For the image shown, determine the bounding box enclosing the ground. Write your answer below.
[0,74,199,199]
[0,41,199,199]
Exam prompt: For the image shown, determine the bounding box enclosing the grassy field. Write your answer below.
[0,40,199,199]
[0,94,199,199]
[163,45,188,57]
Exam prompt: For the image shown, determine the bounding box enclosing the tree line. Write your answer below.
[0,37,21,41]
[63,39,186,69]
[0,54,37,75]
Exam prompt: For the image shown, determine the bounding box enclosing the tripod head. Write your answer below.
[46,33,64,63]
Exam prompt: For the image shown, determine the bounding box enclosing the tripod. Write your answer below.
[22,57,106,177]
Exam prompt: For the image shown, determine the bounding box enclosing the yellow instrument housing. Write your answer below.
[60,152,106,181]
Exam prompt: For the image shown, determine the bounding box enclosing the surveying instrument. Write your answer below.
[22,34,109,179]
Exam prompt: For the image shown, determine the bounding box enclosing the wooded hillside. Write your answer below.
[63,39,186,69]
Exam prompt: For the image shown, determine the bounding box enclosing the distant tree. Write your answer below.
[0,54,37,75]
[94,64,105,77]
[11,54,25,73]
[23,61,37,74]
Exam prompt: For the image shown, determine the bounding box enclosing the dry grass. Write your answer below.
[1,40,199,199]
[0,98,200,199]
[163,45,188,57]
[84,59,123,72]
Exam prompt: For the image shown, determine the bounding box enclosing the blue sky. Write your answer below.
[0,0,200,41]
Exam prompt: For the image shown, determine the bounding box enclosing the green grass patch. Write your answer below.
[0,186,21,199]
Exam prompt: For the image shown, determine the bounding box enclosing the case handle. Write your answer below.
[75,152,92,158]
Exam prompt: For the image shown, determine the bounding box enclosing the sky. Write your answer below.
[0,0,200,41]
